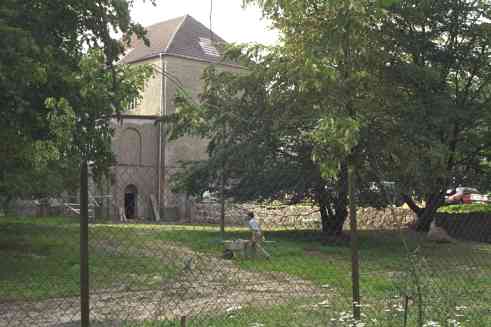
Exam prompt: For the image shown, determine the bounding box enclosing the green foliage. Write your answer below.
[0,0,153,204]
[169,0,491,233]
[243,0,491,226]
[375,0,491,214]
[438,204,491,215]
[167,48,338,214]
[167,1,404,234]
[310,116,360,178]
[71,48,153,166]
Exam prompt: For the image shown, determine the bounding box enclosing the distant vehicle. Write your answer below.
[366,181,403,206]
[445,187,489,204]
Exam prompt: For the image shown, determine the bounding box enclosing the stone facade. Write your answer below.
[110,16,243,221]
[126,57,162,116]
[111,117,159,219]
[162,56,232,210]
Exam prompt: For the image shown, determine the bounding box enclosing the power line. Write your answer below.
[210,0,214,43]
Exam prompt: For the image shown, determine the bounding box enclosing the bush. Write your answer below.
[438,203,491,214]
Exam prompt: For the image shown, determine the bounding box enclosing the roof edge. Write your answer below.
[164,15,188,53]
[114,114,161,120]
[142,15,186,32]
[122,53,245,69]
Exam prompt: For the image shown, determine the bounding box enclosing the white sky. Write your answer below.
[131,0,279,45]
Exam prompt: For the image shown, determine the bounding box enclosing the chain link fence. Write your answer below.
[1,166,491,326]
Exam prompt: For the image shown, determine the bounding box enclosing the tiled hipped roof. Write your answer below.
[121,15,233,65]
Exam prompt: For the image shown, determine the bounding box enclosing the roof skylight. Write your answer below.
[199,37,220,57]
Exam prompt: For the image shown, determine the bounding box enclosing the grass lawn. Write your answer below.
[0,217,180,301]
[1,216,490,326]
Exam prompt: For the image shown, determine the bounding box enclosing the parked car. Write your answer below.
[445,187,488,204]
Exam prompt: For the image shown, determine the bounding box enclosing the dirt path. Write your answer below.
[1,245,330,327]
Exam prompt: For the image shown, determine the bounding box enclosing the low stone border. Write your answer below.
[436,213,491,243]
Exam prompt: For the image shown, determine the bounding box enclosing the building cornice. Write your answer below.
[122,53,244,70]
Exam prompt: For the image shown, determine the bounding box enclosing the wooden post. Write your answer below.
[80,160,90,326]
[403,295,409,327]
[220,172,225,239]
[348,160,361,320]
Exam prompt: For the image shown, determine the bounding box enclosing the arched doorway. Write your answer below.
[124,185,138,219]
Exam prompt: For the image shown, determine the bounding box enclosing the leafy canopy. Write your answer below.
[0,0,153,206]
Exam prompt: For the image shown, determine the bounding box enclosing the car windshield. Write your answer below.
[456,187,479,194]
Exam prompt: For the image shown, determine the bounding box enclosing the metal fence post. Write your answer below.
[80,160,90,326]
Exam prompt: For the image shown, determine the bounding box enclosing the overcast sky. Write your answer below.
[131,0,279,45]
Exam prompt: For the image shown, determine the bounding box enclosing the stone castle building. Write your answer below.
[111,15,241,221]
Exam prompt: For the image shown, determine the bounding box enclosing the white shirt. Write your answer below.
[248,217,261,232]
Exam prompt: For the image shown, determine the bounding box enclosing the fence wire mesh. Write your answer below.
[1,173,491,326]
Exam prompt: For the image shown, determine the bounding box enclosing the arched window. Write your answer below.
[119,128,142,165]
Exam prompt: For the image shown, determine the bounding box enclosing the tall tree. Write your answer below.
[166,49,355,235]
[247,0,491,232]
[166,0,394,236]
[238,0,397,234]
[0,0,153,208]
[378,0,491,230]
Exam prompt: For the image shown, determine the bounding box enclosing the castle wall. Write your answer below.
[162,55,243,217]
[125,57,162,116]
[111,118,159,220]
[111,55,242,221]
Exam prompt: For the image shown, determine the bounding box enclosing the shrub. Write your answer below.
[438,203,491,214]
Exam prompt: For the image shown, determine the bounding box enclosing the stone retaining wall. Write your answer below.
[191,201,489,243]
[351,207,415,230]
[190,201,416,230]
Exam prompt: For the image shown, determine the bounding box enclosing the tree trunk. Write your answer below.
[319,201,347,235]
[415,193,443,232]
[402,195,423,216]
[1,195,13,216]
[319,163,349,236]
[403,193,443,232]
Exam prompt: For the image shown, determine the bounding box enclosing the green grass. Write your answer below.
[122,293,491,327]
[1,216,491,325]
[0,217,180,301]
[152,226,491,298]
[123,299,344,327]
